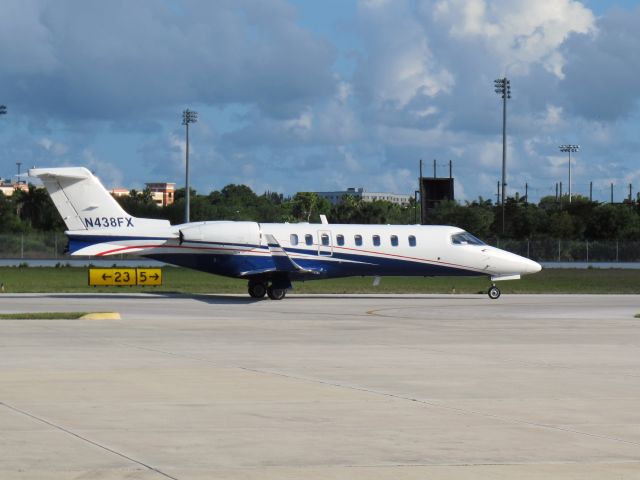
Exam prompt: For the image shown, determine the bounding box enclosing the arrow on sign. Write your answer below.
[150,273,159,280]
[102,273,112,280]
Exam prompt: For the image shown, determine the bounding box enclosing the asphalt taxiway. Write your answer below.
[1,293,640,479]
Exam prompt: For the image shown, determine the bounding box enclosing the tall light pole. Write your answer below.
[182,108,198,223]
[559,144,579,203]
[494,77,511,234]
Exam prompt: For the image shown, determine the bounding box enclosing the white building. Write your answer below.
[314,187,411,206]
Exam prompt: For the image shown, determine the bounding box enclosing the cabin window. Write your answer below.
[390,235,398,247]
[321,233,330,246]
[305,234,313,246]
[336,234,344,246]
[408,235,416,247]
[290,234,298,246]
[373,235,381,247]
[451,232,485,246]
[355,234,363,246]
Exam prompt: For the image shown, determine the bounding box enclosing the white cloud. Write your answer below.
[37,137,68,156]
[542,105,563,127]
[81,149,123,188]
[356,0,454,109]
[284,108,313,132]
[432,0,596,77]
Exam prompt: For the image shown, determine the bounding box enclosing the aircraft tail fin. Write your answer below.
[29,167,170,232]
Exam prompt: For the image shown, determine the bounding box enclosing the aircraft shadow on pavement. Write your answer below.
[186,294,485,304]
[18,293,484,305]
[28,292,264,305]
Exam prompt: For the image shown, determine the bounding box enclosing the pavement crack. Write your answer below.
[238,367,640,449]
[0,401,179,480]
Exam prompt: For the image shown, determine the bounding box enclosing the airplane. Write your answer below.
[29,167,541,300]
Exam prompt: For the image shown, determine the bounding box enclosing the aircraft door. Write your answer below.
[317,230,333,256]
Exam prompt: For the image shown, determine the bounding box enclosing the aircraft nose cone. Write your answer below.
[524,258,542,274]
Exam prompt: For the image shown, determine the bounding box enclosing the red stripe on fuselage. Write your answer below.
[91,241,484,274]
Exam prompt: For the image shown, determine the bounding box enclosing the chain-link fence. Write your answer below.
[1,233,640,262]
[490,239,640,262]
[0,233,67,259]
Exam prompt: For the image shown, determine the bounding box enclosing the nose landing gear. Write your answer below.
[488,284,501,300]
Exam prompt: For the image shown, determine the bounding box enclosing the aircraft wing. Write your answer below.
[263,234,321,275]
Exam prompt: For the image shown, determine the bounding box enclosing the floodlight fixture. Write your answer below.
[559,144,580,203]
[182,108,198,222]
[494,77,511,233]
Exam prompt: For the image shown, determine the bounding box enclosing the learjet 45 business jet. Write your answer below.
[30,167,541,300]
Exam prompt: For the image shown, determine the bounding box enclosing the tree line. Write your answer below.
[2,183,640,241]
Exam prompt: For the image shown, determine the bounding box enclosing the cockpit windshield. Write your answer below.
[451,232,485,246]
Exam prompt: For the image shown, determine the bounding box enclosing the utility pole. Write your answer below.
[419,159,424,224]
[494,77,511,233]
[16,162,21,184]
[559,182,563,204]
[611,183,614,203]
[589,181,593,202]
[182,109,198,223]
[559,145,579,203]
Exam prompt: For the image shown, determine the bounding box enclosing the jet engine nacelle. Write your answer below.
[179,221,261,247]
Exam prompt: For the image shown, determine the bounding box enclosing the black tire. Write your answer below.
[248,282,267,298]
[488,285,501,300]
[267,286,286,300]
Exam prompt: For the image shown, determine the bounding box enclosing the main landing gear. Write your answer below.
[248,280,287,300]
[487,284,501,300]
[248,281,267,298]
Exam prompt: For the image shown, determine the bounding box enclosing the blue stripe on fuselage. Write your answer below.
[66,234,266,254]
[65,234,481,278]
[144,251,480,279]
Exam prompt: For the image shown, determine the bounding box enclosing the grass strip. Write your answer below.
[0,312,91,320]
[1,266,640,294]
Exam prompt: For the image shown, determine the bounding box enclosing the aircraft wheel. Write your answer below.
[248,282,267,298]
[267,286,286,300]
[488,285,501,300]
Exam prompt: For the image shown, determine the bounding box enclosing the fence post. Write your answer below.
[616,240,619,262]
[558,239,561,261]
[586,240,589,263]
[54,234,58,259]
[20,234,24,259]
[527,239,530,258]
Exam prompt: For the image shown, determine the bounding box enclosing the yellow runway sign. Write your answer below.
[88,268,162,287]
[136,268,162,286]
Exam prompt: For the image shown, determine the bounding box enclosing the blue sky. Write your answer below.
[1,0,640,203]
